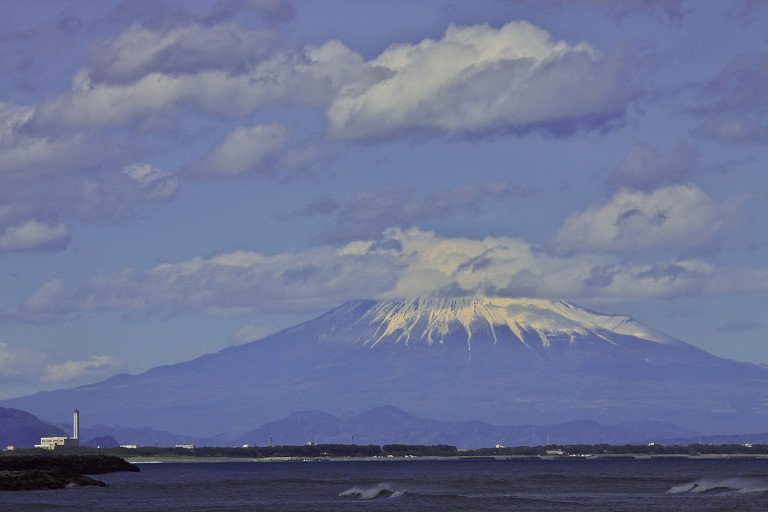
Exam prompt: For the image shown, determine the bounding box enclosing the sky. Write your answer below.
[0,0,767,399]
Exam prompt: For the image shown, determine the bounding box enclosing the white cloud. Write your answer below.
[123,163,179,201]
[32,37,367,128]
[320,181,521,242]
[188,124,291,178]
[692,52,768,144]
[0,101,117,181]
[583,0,687,21]
[608,143,696,190]
[0,342,35,380]
[41,355,122,384]
[31,19,633,142]
[0,220,70,252]
[695,116,768,144]
[207,0,295,23]
[11,226,768,321]
[22,279,66,313]
[84,22,279,85]
[547,184,741,256]
[0,101,177,251]
[326,20,633,141]
[232,324,279,345]
[0,342,121,388]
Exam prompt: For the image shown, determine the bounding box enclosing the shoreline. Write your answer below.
[125,453,768,464]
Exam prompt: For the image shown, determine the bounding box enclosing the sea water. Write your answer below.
[2,458,768,511]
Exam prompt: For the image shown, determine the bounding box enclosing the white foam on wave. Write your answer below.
[340,482,406,500]
[667,477,768,495]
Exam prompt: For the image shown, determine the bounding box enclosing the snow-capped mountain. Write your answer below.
[322,297,681,351]
[3,297,767,438]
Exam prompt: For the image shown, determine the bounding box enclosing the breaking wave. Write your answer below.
[340,483,407,500]
[668,477,768,495]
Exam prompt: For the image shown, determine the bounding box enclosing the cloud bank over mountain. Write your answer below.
[9,225,765,323]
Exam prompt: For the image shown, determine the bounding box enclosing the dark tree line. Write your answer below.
[6,443,768,459]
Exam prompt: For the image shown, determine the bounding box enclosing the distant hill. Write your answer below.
[78,424,220,448]
[82,435,119,448]
[0,407,66,448]
[237,406,701,448]
[6,404,767,449]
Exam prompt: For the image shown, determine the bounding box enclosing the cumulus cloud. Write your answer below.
[83,22,279,85]
[75,163,180,221]
[8,17,640,249]
[0,341,122,388]
[22,279,66,313]
[10,226,768,322]
[0,99,178,252]
[0,104,103,177]
[693,52,768,144]
[0,221,70,252]
[32,35,369,128]
[187,124,291,178]
[326,20,635,141]
[320,181,521,242]
[302,196,340,216]
[0,342,37,381]
[41,355,122,384]
[584,0,688,21]
[30,18,636,142]
[122,163,179,201]
[697,53,768,114]
[0,157,178,253]
[716,320,765,333]
[547,184,741,256]
[695,116,768,144]
[608,142,696,190]
[207,0,296,23]
[231,324,280,345]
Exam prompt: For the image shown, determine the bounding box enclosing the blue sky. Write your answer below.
[1,0,767,399]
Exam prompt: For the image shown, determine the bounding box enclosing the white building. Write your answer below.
[35,410,80,450]
[35,437,79,450]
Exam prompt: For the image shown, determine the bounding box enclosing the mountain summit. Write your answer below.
[323,297,682,352]
[3,297,767,437]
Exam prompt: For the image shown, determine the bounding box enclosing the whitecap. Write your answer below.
[668,477,768,495]
[340,483,406,500]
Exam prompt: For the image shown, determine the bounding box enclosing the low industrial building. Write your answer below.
[35,410,80,450]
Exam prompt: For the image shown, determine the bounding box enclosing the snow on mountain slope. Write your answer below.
[337,297,682,352]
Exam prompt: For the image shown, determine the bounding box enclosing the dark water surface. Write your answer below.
[2,458,768,511]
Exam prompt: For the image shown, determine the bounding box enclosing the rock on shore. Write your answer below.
[0,470,107,490]
[0,454,138,491]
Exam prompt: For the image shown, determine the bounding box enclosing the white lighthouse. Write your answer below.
[73,409,79,441]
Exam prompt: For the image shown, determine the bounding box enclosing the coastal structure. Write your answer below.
[35,410,80,450]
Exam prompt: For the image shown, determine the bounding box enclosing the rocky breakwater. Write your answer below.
[0,454,139,491]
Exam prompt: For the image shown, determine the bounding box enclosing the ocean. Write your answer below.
[2,457,768,511]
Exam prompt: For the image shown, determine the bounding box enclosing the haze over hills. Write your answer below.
[1,404,743,449]
[237,406,701,448]
[0,408,66,448]
[2,297,767,439]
